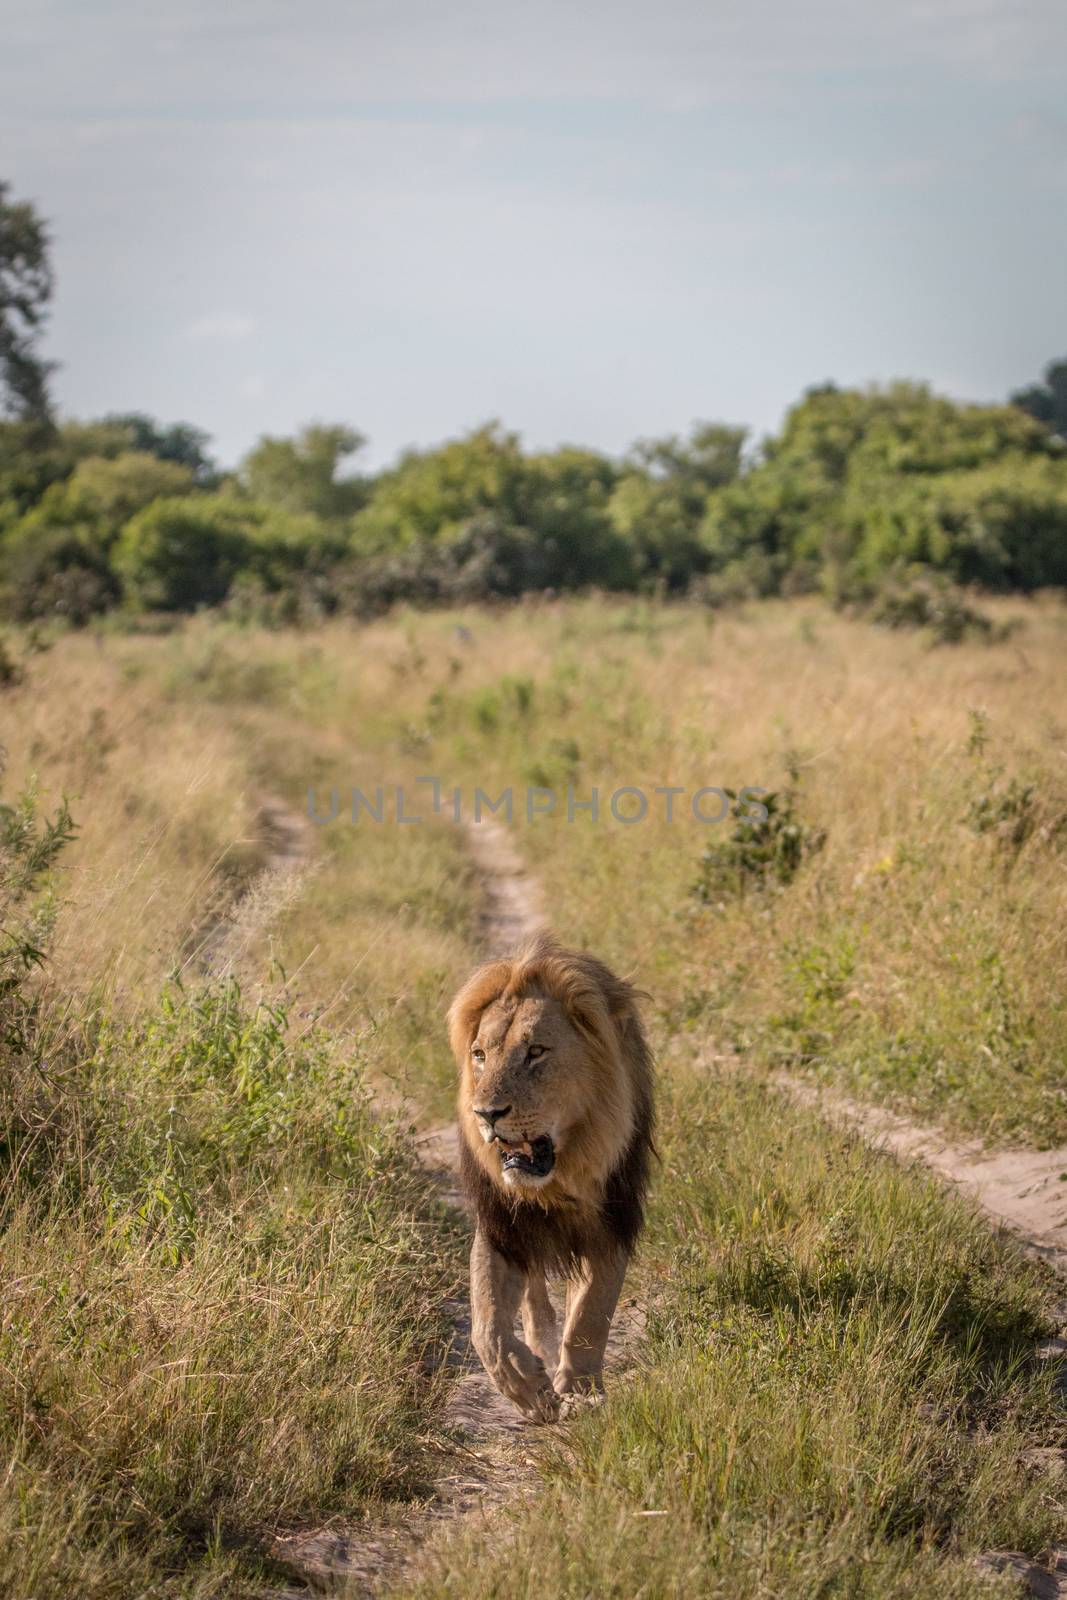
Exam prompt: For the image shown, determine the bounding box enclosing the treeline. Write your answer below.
[2,376,1066,626]
[2,179,1066,624]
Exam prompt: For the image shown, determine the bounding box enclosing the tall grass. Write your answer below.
[403,1070,1061,1598]
[1,971,462,1598]
[313,594,1067,1144]
[3,597,1066,1598]
[0,642,476,1596]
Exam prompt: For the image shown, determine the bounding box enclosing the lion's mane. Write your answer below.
[449,933,655,1276]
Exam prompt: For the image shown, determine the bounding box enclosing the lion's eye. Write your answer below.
[527,1045,548,1061]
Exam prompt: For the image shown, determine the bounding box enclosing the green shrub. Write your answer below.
[691,777,826,901]
[112,496,335,612]
[0,776,75,1060]
[112,495,256,609]
[1,527,119,623]
[869,574,1005,644]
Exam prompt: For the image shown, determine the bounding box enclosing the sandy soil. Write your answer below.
[776,1078,1067,1278]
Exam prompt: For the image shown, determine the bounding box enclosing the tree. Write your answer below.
[10,451,196,550]
[626,421,746,491]
[612,422,747,589]
[608,474,708,590]
[103,412,217,481]
[2,528,119,625]
[352,423,527,552]
[1011,358,1067,441]
[519,448,632,587]
[242,424,367,521]
[112,497,256,610]
[0,182,54,422]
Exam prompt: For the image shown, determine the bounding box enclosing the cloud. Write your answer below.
[185,311,255,341]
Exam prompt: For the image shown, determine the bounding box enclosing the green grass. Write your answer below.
[3,598,1067,1598]
[402,1066,1062,1598]
[1,977,466,1598]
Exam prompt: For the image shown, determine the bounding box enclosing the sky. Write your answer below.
[2,0,1066,470]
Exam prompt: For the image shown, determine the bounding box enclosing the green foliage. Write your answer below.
[1011,355,1067,439]
[626,420,747,489]
[7,450,196,557]
[692,779,826,901]
[3,378,1067,620]
[112,494,335,612]
[101,412,217,481]
[0,417,136,531]
[607,423,747,591]
[0,182,54,422]
[519,447,632,586]
[1,527,119,624]
[698,384,1067,602]
[869,573,1005,645]
[0,776,75,1038]
[842,455,1067,592]
[241,422,367,521]
[112,495,256,610]
[337,510,631,617]
[352,423,526,552]
[608,473,709,590]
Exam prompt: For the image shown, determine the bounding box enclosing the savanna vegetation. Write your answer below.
[3,595,1066,1597]
[3,178,1066,1597]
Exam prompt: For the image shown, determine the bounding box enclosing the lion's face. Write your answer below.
[464,990,589,1190]
[450,938,646,1208]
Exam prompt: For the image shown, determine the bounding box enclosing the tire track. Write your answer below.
[270,814,641,1597]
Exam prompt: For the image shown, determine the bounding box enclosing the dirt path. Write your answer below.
[262,812,640,1597]
[775,1077,1067,1278]
[198,797,315,980]
[223,806,1063,1595]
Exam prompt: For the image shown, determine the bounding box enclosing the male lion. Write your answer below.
[448,932,654,1421]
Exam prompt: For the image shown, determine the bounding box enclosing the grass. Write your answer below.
[2,595,1066,1598]
[403,1064,1063,1596]
[0,630,476,1596]
[1,971,467,1598]
[311,593,1067,1146]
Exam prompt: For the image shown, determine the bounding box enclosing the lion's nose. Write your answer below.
[474,1104,511,1128]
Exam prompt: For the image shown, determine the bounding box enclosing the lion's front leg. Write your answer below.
[522,1269,559,1375]
[470,1229,560,1422]
[554,1249,628,1404]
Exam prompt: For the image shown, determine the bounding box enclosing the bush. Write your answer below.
[0,776,75,1056]
[112,495,336,612]
[1,527,119,624]
[337,513,624,617]
[868,574,1006,645]
[111,496,255,609]
[691,778,826,901]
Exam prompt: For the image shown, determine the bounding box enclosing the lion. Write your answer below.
[447,931,654,1421]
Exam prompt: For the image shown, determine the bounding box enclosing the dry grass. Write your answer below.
[294,593,1067,1143]
[3,596,1066,1598]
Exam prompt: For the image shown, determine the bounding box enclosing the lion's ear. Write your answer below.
[446,958,512,1064]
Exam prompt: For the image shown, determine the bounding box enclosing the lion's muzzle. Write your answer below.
[494,1132,556,1180]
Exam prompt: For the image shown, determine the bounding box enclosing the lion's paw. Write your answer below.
[558,1388,606,1421]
